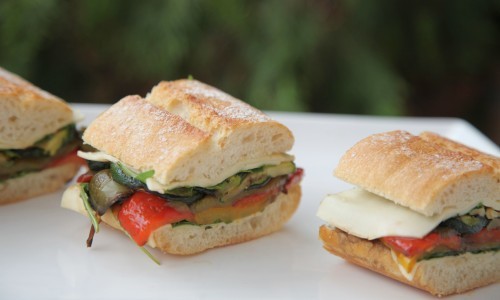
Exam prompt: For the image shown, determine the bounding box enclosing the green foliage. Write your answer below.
[0,0,60,75]
[0,0,498,118]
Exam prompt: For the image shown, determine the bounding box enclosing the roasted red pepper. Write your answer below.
[118,191,194,246]
[382,227,500,259]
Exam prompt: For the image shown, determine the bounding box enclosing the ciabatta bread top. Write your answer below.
[146,80,273,131]
[146,79,293,148]
[0,162,81,204]
[83,81,294,189]
[334,130,499,217]
[419,131,500,176]
[0,67,74,149]
[83,95,212,187]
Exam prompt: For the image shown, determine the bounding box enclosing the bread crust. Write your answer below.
[319,226,500,297]
[83,81,294,189]
[0,162,81,204]
[146,80,275,131]
[83,95,211,187]
[148,184,301,254]
[0,67,74,149]
[62,184,301,255]
[334,130,499,216]
[419,131,500,177]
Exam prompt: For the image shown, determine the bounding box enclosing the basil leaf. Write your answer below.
[80,183,100,233]
[136,169,155,182]
[117,162,138,178]
[110,210,160,265]
[116,162,154,183]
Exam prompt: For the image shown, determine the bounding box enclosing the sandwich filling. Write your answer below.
[0,124,83,182]
[76,155,303,247]
[317,189,500,278]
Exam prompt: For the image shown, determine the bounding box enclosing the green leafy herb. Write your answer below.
[138,244,161,265]
[117,162,154,183]
[80,183,100,233]
[117,162,138,178]
[123,230,160,265]
[110,162,144,189]
[111,212,160,265]
[136,169,155,182]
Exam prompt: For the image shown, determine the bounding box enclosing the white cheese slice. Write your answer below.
[78,150,118,163]
[316,188,481,240]
[77,150,292,192]
[145,153,293,192]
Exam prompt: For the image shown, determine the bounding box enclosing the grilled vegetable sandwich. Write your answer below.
[62,79,303,256]
[317,130,499,297]
[0,67,83,204]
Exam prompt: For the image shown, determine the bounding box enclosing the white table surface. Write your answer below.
[0,104,498,299]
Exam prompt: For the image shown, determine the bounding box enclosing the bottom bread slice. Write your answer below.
[62,184,301,255]
[319,225,499,297]
[0,163,81,204]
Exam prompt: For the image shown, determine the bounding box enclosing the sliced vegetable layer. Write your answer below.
[0,124,82,181]
[79,159,303,246]
[118,191,195,245]
[381,205,500,269]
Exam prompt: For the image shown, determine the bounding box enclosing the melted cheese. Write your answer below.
[390,250,418,281]
[78,150,118,162]
[316,188,482,240]
[78,150,292,192]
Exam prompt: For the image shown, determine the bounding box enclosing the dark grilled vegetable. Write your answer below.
[89,169,133,215]
[0,139,81,181]
[153,189,204,205]
[110,162,144,189]
[246,175,271,190]
[87,160,110,172]
[442,215,489,234]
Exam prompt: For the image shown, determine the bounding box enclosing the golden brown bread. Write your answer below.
[83,80,294,190]
[62,184,301,255]
[419,131,500,177]
[82,95,211,188]
[320,131,499,296]
[146,80,275,136]
[0,67,75,149]
[0,162,82,204]
[0,67,81,203]
[319,226,500,297]
[334,130,499,216]
[65,79,300,254]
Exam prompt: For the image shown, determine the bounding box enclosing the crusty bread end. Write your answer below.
[0,162,82,204]
[419,131,500,176]
[0,67,75,149]
[319,225,500,297]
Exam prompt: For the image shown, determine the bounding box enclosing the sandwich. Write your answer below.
[0,67,83,204]
[317,130,499,296]
[61,79,303,256]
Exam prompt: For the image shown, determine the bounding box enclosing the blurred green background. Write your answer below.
[1,0,499,144]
